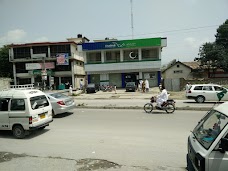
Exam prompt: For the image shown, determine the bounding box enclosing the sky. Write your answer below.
[0,0,227,65]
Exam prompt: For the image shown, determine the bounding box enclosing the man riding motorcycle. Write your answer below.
[156,85,168,108]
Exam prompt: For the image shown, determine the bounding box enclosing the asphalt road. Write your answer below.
[0,109,206,171]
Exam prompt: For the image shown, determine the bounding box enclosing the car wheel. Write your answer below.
[52,110,55,117]
[13,125,25,139]
[195,96,205,103]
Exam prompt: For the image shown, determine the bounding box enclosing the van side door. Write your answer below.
[9,99,27,130]
[0,98,10,130]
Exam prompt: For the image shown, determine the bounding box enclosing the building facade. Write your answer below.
[80,37,167,88]
[9,35,88,89]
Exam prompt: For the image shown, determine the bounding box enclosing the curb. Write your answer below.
[76,106,211,111]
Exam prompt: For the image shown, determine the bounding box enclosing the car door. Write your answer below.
[214,85,228,101]
[0,98,10,130]
[202,86,214,101]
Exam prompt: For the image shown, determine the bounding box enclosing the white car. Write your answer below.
[45,92,76,116]
[186,84,228,103]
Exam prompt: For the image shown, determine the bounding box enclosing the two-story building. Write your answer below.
[80,37,167,88]
[8,35,88,89]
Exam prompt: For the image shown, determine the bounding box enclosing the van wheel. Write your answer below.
[39,126,46,130]
[195,96,205,103]
[13,125,25,139]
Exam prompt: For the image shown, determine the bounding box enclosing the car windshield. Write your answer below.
[193,109,228,150]
[50,93,68,99]
[30,95,49,110]
[126,82,135,86]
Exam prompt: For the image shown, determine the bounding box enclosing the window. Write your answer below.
[50,45,71,57]
[214,86,224,91]
[10,99,25,111]
[203,86,213,91]
[177,65,180,68]
[13,47,31,59]
[105,51,120,63]
[141,48,158,60]
[123,49,138,61]
[87,52,101,64]
[33,46,48,57]
[194,86,203,90]
[30,95,49,110]
[0,99,10,111]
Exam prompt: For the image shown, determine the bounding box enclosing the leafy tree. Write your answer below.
[215,19,228,49]
[197,19,228,75]
[0,45,13,77]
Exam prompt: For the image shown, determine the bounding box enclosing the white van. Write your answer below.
[187,102,228,171]
[0,88,53,139]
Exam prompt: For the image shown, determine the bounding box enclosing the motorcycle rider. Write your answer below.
[156,85,168,108]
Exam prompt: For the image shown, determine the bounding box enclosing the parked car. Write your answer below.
[186,84,228,103]
[45,92,75,116]
[86,83,100,93]
[126,82,136,92]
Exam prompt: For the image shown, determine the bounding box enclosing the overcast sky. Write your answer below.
[0,0,227,64]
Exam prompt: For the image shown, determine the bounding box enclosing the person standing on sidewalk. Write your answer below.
[145,79,149,92]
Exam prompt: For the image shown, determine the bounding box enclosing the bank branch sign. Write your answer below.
[82,38,161,51]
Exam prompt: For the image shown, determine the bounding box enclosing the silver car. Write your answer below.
[45,92,76,116]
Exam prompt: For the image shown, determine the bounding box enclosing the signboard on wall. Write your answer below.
[26,62,55,70]
[56,53,69,65]
[82,38,161,51]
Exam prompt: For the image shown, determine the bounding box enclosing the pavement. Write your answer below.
[66,88,223,111]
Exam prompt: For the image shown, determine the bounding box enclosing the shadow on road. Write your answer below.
[53,112,74,118]
[183,101,223,104]
[0,129,50,140]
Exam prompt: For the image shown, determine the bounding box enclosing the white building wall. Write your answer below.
[85,61,161,73]
[164,63,192,79]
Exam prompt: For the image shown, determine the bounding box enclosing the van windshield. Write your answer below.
[193,110,228,150]
[30,95,49,110]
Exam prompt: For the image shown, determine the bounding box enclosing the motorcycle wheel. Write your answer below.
[144,103,153,113]
[165,103,175,113]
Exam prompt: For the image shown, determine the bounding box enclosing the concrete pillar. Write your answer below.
[84,52,87,64]
[59,77,61,85]
[101,51,105,63]
[13,63,17,85]
[31,76,35,84]
[139,72,143,79]
[158,48,161,60]
[48,46,51,57]
[71,61,75,88]
[138,48,142,61]
[120,50,123,62]
[30,47,33,56]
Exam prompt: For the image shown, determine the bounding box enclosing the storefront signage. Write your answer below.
[26,62,55,70]
[82,38,161,51]
[56,53,69,65]
[33,70,54,76]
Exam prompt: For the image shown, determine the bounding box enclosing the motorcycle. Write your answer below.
[144,96,176,113]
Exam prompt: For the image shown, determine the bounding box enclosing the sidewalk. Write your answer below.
[70,88,218,111]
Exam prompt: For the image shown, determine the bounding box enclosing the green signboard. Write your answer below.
[82,37,162,50]
[33,70,54,76]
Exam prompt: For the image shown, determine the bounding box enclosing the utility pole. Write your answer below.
[130,0,134,39]
[41,57,47,91]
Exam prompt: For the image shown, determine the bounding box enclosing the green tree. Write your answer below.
[215,19,228,49]
[197,19,228,74]
[0,45,13,77]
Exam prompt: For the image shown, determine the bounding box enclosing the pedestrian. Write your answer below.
[145,79,149,92]
[186,82,191,91]
[69,85,73,95]
[142,80,146,93]
[80,79,83,90]
[114,85,117,94]
[159,83,162,92]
